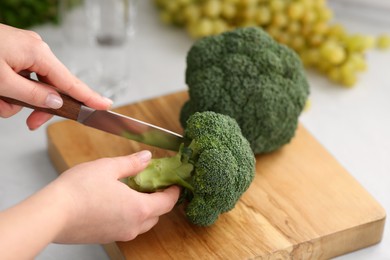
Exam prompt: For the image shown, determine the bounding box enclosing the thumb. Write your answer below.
[113,150,152,180]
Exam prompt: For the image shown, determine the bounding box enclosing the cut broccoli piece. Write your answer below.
[128,111,256,226]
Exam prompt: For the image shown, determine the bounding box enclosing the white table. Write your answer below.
[1,1,389,259]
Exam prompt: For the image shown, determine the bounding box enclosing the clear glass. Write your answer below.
[58,0,137,101]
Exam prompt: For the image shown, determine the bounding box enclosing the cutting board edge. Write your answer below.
[100,215,386,260]
[47,124,71,173]
[103,243,125,260]
[306,215,386,259]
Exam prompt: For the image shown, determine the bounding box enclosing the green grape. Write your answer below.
[202,0,221,18]
[239,20,258,28]
[289,36,306,51]
[188,18,214,38]
[269,0,285,12]
[308,34,324,47]
[348,53,367,72]
[339,62,357,87]
[301,23,312,37]
[287,2,305,20]
[364,36,376,49]
[312,22,329,35]
[287,21,300,35]
[304,99,312,111]
[344,34,370,53]
[183,4,201,23]
[254,5,272,26]
[301,10,317,24]
[300,0,314,8]
[213,19,230,35]
[271,12,288,28]
[316,6,333,22]
[239,5,257,22]
[313,0,326,8]
[377,34,390,49]
[301,48,321,67]
[341,73,357,87]
[320,41,346,65]
[327,23,346,40]
[221,2,237,20]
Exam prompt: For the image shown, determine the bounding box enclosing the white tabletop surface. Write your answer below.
[1,1,389,259]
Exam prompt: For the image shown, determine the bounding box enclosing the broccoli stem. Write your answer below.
[128,152,194,192]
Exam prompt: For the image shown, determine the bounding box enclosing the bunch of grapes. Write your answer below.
[154,0,390,87]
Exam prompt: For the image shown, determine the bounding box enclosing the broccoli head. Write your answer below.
[180,27,310,154]
[127,111,256,226]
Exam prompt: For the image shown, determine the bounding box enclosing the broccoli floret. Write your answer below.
[128,111,256,226]
[180,27,310,154]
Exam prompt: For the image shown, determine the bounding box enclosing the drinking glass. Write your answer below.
[59,0,137,100]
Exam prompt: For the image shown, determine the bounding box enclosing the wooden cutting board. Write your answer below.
[46,91,385,259]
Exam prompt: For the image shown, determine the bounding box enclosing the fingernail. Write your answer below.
[136,150,152,164]
[103,97,114,109]
[45,94,63,109]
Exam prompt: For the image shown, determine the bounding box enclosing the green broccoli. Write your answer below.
[180,27,310,154]
[127,111,256,226]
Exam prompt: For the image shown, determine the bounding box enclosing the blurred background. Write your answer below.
[1,0,389,92]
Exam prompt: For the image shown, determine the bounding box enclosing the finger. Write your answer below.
[26,110,54,130]
[1,67,63,109]
[2,25,112,110]
[105,151,152,180]
[143,186,180,217]
[37,72,112,110]
[0,99,22,118]
[26,43,112,110]
[138,217,159,235]
[24,29,42,40]
[117,216,159,242]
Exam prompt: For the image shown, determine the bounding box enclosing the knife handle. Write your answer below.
[0,93,82,121]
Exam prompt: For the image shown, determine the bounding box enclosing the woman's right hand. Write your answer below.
[0,23,112,130]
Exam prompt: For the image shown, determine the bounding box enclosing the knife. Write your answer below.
[0,93,184,151]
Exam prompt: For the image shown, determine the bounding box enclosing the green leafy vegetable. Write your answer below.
[180,27,310,154]
[128,111,256,226]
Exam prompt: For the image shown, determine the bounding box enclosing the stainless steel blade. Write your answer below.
[77,106,184,151]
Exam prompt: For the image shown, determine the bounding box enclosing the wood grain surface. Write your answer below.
[46,91,386,259]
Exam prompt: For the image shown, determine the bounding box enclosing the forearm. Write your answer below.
[0,183,68,259]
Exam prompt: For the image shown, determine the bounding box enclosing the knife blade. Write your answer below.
[0,93,184,151]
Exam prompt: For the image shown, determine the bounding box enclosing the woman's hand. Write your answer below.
[0,23,112,129]
[0,151,180,259]
[52,151,180,244]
